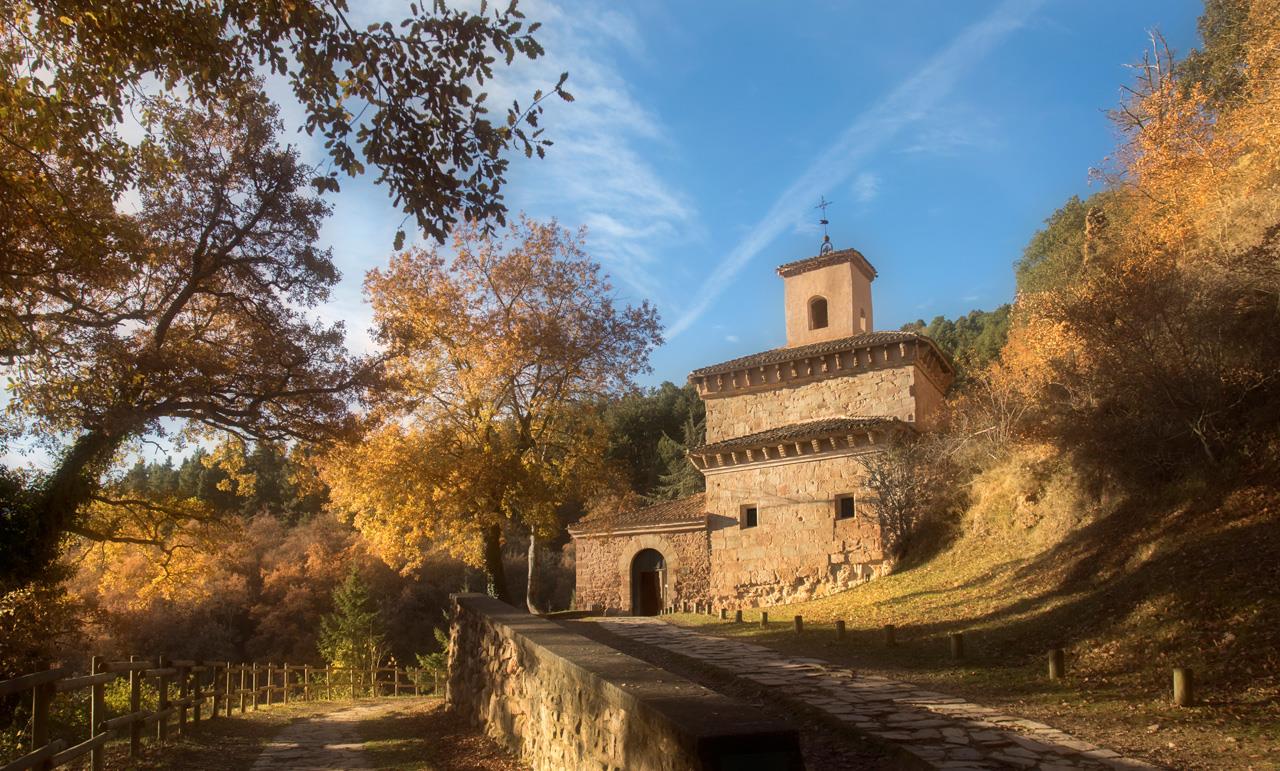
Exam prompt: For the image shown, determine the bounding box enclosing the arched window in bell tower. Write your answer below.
[809,296,829,330]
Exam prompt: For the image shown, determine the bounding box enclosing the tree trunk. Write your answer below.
[526,532,543,615]
[1,427,121,585]
[482,522,512,604]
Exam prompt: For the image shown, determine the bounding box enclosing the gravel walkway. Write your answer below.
[598,618,1163,771]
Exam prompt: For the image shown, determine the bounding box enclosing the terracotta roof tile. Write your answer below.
[689,330,930,378]
[569,493,708,535]
[690,417,908,456]
[776,248,877,279]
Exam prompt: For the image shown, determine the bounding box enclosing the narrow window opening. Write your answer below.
[809,297,828,330]
[859,307,867,332]
[741,505,759,529]
[836,494,856,520]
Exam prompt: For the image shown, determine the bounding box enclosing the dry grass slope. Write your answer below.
[675,451,1280,770]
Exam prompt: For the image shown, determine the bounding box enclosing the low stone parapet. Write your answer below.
[447,593,804,771]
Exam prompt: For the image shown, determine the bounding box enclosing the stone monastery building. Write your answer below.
[569,242,955,615]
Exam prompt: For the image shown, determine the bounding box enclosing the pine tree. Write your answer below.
[649,415,706,501]
[318,570,387,693]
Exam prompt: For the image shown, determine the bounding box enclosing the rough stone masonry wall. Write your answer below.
[573,528,711,613]
[704,364,919,443]
[447,594,803,771]
[705,453,889,607]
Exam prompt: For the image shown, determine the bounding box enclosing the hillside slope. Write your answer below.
[677,450,1280,769]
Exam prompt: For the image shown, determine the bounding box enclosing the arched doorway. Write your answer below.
[630,548,666,616]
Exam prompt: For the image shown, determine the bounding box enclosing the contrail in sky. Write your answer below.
[665,0,1045,339]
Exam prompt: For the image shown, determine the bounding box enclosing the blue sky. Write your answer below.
[313,0,1204,388]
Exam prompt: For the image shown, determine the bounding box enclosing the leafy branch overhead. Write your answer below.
[6,0,572,252]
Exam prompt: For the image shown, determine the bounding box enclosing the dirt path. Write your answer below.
[250,701,396,770]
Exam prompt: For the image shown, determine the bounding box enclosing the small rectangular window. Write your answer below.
[741,505,758,529]
[836,494,856,520]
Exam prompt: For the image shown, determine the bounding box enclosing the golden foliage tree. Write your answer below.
[325,219,661,607]
[997,1,1280,474]
[0,90,368,585]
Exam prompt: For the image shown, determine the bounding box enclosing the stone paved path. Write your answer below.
[598,618,1162,771]
[250,701,397,770]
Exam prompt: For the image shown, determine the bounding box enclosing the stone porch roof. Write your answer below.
[689,330,932,379]
[776,248,878,281]
[568,493,708,536]
[688,417,913,472]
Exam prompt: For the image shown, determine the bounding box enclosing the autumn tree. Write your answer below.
[325,219,661,608]
[1,0,568,265]
[0,90,366,585]
[997,1,1280,475]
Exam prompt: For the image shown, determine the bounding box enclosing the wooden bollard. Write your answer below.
[884,624,896,646]
[950,632,965,659]
[1049,648,1065,679]
[835,620,846,640]
[793,615,803,634]
[1173,667,1195,707]
[719,608,727,620]
[760,611,769,627]
[734,610,743,623]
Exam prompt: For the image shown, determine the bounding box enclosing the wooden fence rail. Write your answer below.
[0,659,441,771]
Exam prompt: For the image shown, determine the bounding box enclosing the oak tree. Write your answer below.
[0,90,365,584]
[325,219,661,607]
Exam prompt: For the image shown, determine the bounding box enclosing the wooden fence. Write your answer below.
[0,658,440,771]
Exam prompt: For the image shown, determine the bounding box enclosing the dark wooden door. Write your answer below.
[637,571,662,616]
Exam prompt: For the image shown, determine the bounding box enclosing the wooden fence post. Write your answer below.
[282,664,290,705]
[210,662,219,719]
[265,663,274,707]
[351,667,357,701]
[412,668,420,697]
[251,663,260,711]
[192,661,202,726]
[760,612,769,627]
[90,655,106,771]
[1173,667,1195,707]
[394,667,401,697]
[177,662,189,735]
[157,655,171,742]
[239,665,248,713]
[304,665,311,702]
[1049,649,1065,679]
[128,656,142,758]
[32,672,54,771]
[835,620,846,640]
[326,666,333,701]
[793,615,803,634]
[950,632,965,659]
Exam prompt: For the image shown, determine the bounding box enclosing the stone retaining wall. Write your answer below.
[447,594,804,771]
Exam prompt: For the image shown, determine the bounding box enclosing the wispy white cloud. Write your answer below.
[665,0,1043,339]
[851,172,881,204]
[725,334,740,343]
[484,1,697,307]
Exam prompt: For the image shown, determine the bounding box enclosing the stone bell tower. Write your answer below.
[778,234,877,349]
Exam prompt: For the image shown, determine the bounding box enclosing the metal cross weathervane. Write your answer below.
[816,196,834,255]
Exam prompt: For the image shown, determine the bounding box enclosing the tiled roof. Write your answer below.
[776,248,877,279]
[689,331,927,378]
[690,417,907,456]
[569,493,708,535]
